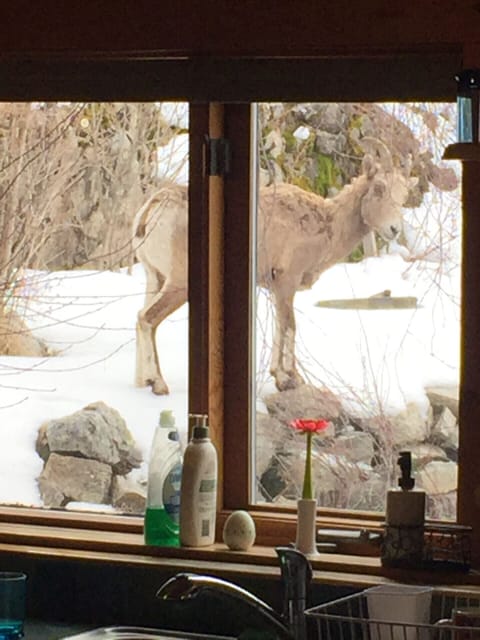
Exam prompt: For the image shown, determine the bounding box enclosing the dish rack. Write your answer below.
[305,590,480,640]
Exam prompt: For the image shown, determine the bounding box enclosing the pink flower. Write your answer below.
[290,418,330,500]
[290,418,330,434]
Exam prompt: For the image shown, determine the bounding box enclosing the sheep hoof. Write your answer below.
[151,378,170,395]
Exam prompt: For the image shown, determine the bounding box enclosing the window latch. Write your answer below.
[206,137,231,176]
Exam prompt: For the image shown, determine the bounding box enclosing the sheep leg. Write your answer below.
[271,286,304,391]
[135,274,187,395]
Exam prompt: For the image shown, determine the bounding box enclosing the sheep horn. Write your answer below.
[359,136,394,172]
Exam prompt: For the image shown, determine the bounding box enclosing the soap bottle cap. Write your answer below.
[190,413,209,439]
[160,410,175,428]
[160,410,179,441]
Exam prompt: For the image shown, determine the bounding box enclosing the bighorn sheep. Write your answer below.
[133,138,413,394]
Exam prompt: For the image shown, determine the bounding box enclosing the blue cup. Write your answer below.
[0,573,26,640]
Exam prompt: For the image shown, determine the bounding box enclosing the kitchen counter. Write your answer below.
[24,620,91,640]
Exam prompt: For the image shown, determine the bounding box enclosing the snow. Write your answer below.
[256,252,459,422]
[0,265,188,507]
[0,246,460,509]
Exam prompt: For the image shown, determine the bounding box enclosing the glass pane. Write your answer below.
[0,102,189,513]
[253,102,461,520]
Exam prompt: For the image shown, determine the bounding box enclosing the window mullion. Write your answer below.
[223,104,252,510]
[188,104,210,416]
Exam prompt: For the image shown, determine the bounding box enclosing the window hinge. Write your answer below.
[206,136,231,176]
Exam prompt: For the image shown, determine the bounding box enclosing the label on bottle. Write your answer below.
[163,462,182,524]
[201,519,210,537]
[197,477,216,538]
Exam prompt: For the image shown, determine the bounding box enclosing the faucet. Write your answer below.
[156,546,312,640]
[276,546,312,640]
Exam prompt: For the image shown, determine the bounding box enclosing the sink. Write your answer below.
[63,626,234,640]
[62,628,170,639]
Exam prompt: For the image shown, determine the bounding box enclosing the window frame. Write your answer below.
[221,103,454,545]
[0,52,479,577]
[221,98,480,565]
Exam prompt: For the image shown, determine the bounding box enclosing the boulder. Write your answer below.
[39,453,112,507]
[264,384,341,424]
[431,406,458,449]
[111,475,146,514]
[255,412,290,475]
[0,310,52,357]
[409,443,448,466]
[36,400,142,474]
[426,385,459,418]
[367,402,431,447]
[416,460,458,495]
[36,401,144,511]
[347,473,387,512]
[334,430,375,464]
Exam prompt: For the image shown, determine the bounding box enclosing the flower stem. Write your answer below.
[303,431,313,500]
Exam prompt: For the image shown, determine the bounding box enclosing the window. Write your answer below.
[1,54,479,571]
[221,57,479,563]
[252,102,461,522]
[0,101,189,512]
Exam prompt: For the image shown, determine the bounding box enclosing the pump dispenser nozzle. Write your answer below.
[398,451,415,491]
[189,413,209,439]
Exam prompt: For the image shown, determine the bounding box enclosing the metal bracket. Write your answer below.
[206,136,231,176]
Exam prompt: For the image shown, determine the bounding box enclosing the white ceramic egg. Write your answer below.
[223,510,256,551]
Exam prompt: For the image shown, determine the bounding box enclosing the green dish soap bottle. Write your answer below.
[144,409,183,546]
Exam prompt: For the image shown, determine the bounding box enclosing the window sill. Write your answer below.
[0,509,479,594]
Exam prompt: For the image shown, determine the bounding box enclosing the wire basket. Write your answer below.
[305,588,480,640]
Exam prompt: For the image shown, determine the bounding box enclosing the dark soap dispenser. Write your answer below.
[382,451,426,568]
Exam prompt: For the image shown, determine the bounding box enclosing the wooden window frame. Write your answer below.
[220,100,480,568]
[0,52,480,582]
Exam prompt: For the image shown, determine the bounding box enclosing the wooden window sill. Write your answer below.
[0,516,480,594]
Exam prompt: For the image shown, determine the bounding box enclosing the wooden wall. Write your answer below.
[0,1,477,59]
[2,0,480,565]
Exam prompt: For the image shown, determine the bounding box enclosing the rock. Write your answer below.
[255,412,288,475]
[263,129,284,159]
[0,311,53,357]
[431,406,458,449]
[426,385,459,418]
[39,453,112,507]
[367,402,431,447]
[264,384,341,424]
[111,475,146,514]
[334,431,375,464]
[35,423,49,461]
[315,130,340,155]
[258,455,288,502]
[37,401,142,474]
[409,443,448,466]
[287,446,364,507]
[426,491,457,520]
[416,460,458,495]
[347,473,387,511]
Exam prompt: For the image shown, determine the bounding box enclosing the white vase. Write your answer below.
[295,498,318,555]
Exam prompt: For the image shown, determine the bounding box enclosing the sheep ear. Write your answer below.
[362,153,377,178]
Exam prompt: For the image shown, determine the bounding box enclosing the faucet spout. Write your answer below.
[156,572,294,640]
[275,547,312,640]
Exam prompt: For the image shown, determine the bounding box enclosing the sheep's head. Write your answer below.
[359,137,414,241]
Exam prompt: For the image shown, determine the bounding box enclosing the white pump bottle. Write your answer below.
[179,414,218,546]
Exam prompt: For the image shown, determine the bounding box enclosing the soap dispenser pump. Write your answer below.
[382,450,426,568]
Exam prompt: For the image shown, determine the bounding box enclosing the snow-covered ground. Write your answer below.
[0,247,460,509]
